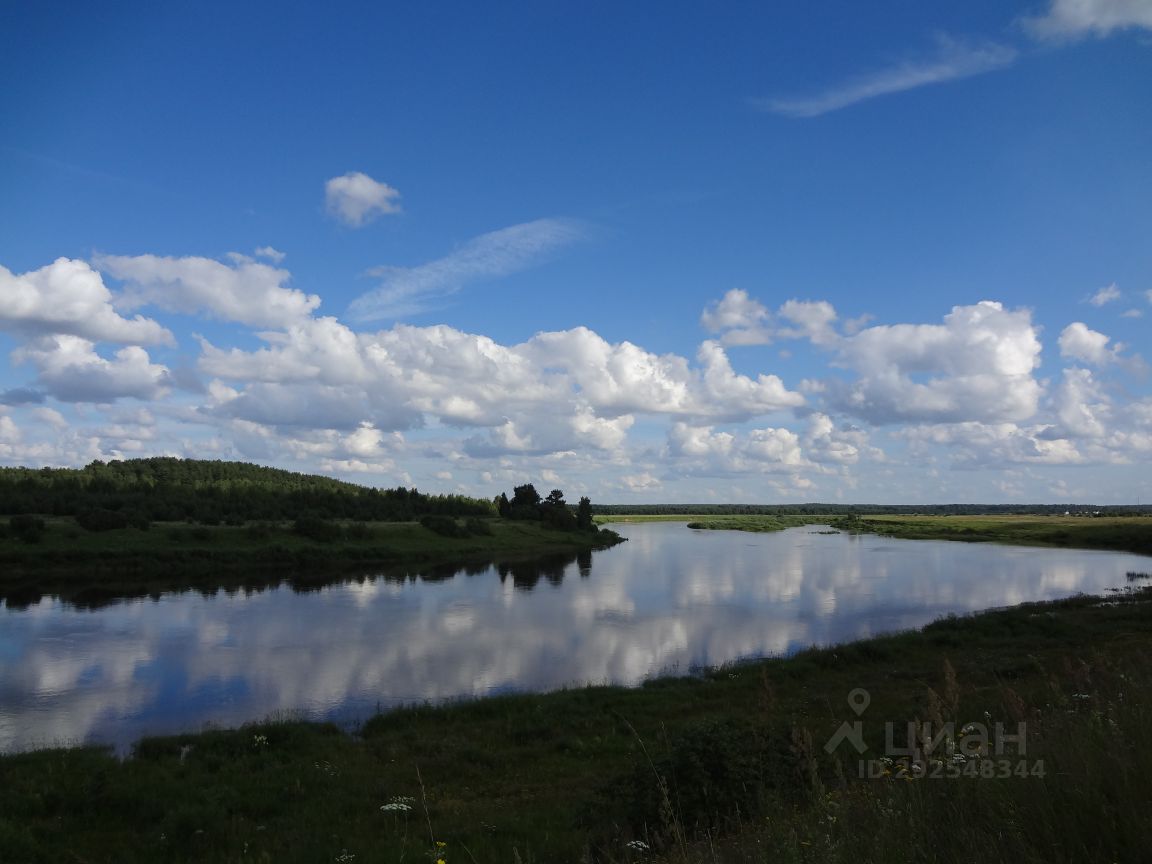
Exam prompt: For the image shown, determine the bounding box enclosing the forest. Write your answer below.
[0,457,494,525]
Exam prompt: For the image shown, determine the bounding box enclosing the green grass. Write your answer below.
[856,514,1152,556]
[6,587,1152,862]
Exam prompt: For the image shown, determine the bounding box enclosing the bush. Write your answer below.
[464,517,493,536]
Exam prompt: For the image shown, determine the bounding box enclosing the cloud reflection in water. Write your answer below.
[2,523,1149,753]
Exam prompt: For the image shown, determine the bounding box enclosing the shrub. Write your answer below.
[464,517,493,536]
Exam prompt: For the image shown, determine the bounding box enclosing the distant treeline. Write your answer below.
[592,503,1152,516]
[0,458,494,524]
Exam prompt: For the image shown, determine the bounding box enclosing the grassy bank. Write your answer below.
[5,587,1152,863]
[855,513,1152,555]
[0,518,623,607]
[648,513,1152,556]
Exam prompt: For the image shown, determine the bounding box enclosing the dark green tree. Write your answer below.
[576,496,594,531]
[511,484,541,508]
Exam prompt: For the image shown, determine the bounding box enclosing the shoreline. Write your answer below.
[4,585,1152,860]
[0,519,624,607]
[598,512,1152,557]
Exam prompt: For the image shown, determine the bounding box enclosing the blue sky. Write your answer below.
[1,0,1150,503]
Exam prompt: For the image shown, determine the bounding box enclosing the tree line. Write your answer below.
[0,458,495,525]
[494,484,596,532]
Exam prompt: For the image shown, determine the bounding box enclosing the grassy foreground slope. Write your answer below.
[4,588,1152,863]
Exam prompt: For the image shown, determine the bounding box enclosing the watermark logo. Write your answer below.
[824,688,1045,780]
[824,687,869,754]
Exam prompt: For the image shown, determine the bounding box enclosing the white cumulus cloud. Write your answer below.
[777,299,840,347]
[701,289,772,345]
[0,258,172,345]
[1024,0,1152,40]
[832,301,1043,425]
[96,252,321,328]
[1054,367,1110,438]
[13,335,171,403]
[195,315,805,456]
[666,421,809,476]
[902,422,1084,468]
[1059,322,1124,366]
[324,171,402,227]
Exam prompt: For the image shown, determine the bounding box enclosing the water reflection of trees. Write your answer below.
[497,552,582,590]
[1,548,596,610]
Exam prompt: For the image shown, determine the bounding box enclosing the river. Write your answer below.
[2,522,1150,753]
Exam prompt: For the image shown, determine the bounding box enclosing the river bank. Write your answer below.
[3,583,1151,862]
[0,518,623,607]
[620,513,1152,557]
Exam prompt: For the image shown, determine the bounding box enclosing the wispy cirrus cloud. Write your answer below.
[347,218,586,322]
[1088,282,1121,306]
[757,35,1018,119]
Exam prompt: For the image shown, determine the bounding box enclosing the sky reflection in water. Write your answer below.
[2,523,1150,753]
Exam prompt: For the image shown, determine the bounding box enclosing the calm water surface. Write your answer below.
[2,522,1150,753]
